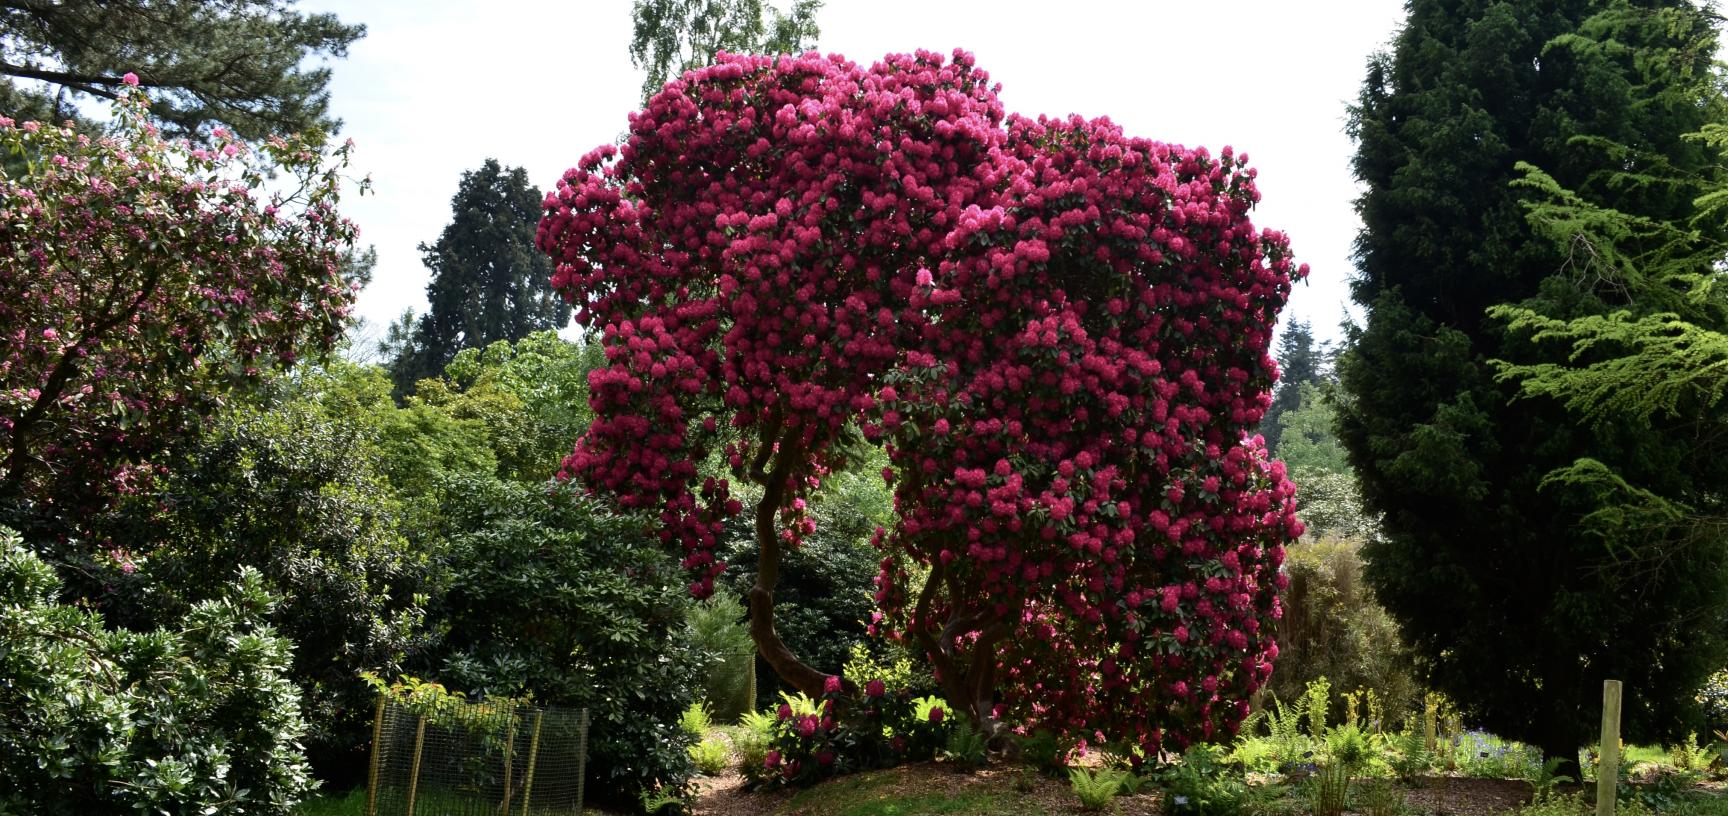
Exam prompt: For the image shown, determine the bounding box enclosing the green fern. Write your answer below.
[943,725,988,767]
[1070,767,1129,811]
[678,701,712,738]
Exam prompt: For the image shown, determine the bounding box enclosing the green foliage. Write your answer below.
[718,460,891,705]
[735,709,776,777]
[629,0,821,102]
[1271,541,1419,735]
[1305,677,1333,741]
[0,1,363,139]
[1306,764,1350,816]
[1069,767,1128,812]
[1017,729,1072,778]
[1159,744,1249,816]
[943,725,989,768]
[1262,318,1327,452]
[1277,383,1351,478]
[389,160,572,397]
[92,400,428,784]
[1327,724,1372,771]
[414,474,702,807]
[689,596,756,721]
[690,737,731,775]
[681,702,715,738]
[1354,779,1406,816]
[0,528,312,815]
[1339,0,1728,763]
[1531,756,1577,799]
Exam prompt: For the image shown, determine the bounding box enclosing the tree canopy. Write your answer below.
[629,0,821,103]
[389,160,571,397]
[0,0,363,139]
[0,84,359,527]
[540,48,1306,755]
[1336,0,1728,765]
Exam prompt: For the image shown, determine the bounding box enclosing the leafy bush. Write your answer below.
[1070,767,1128,812]
[716,469,887,707]
[1272,540,1420,726]
[0,529,311,815]
[1019,728,1074,778]
[943,725,989,768]
[1355,779,1405,816]
[752,683,953,788]
[93,402,428,783]
[414,474,703,808]
[688,596,755,721]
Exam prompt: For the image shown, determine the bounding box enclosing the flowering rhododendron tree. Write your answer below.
[538,48,1305,755]
[0,79,358,519]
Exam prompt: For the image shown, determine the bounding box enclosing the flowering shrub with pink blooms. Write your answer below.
[538,48,1306,759]
[748,677,952,788]
[0,83,358,517]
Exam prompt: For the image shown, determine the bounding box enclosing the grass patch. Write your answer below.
[294,788,364,816]
[777,769,1048,816]
[1623,744,1671,766]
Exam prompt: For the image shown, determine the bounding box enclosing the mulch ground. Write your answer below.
[684,763,1571,816]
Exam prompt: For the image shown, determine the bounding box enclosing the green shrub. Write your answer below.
[1071,767,1128,812]
[414,475,703,808]
[0,529,311,815]
[689,738,730,775]
[1272,539,1420,727]
[688,596,755,721]
[93,402,428,783]
[1019,729,1073,777]
[1355,779,1405,816]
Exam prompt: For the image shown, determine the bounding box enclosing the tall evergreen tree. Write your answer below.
[0,1,363,139]
[629,0,821,103]
[1261,317,1323,451]
[391,160,571,397]
[1337,0,1728,768]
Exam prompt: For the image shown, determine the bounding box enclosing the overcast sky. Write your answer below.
[305,0,1410,347]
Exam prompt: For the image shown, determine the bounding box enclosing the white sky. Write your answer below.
[306,0,1410,347]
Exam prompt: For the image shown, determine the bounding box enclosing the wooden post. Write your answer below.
[500,708,518,814]
[519,710,545,816]
[405,715,428,816]
[1597,680,1623,816]
[365,697,388,816]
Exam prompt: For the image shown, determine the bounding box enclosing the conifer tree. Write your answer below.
[1261,318,1322,451]
[391,160,571,397]
[0,0,362,139]
[1337,0,1728,768]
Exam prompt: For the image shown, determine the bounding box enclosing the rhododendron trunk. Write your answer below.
[747,429,828,696]
[539,48,1305,755]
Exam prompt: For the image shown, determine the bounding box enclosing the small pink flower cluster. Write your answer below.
[539,48,1304,758]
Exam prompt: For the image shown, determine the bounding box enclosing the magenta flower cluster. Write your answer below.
[538,48,1306,756]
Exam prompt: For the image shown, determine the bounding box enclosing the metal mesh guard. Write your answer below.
[367,700,589,816]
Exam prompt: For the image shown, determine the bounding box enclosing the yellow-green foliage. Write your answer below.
[689,737,730,775]
[679,701,713,738]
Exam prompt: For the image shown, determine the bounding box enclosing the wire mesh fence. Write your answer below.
[366,698,588,816]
